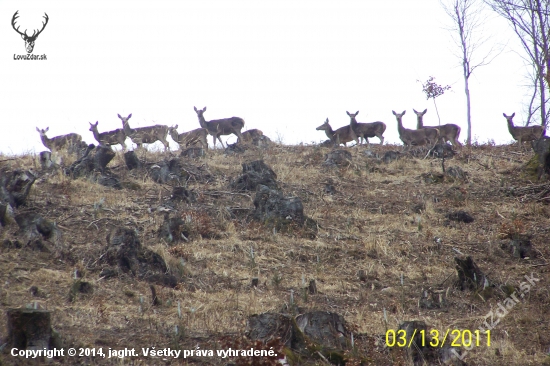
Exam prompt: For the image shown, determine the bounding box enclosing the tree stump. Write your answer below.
[39,151,53,170]
[93,146,116,173]
[455,256,490,290]
[7,308,52,350]
[124,150,141,170]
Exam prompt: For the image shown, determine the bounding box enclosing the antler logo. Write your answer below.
[11,11,49,54]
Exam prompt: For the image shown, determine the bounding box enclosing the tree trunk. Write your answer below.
[465,75,472,145]
[7,308,52,350]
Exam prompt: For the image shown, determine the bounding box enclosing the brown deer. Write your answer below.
[36,127,83,152]
[504,113,545,147]
[414,109,461,147]
[193,107,245,148]
[168,125,208,150]
[393,110,438,150]
[88,122,127,151]
[346,111,386,146]
[241,129,264,143]
[118,114,170,151]
[316,118,359,147]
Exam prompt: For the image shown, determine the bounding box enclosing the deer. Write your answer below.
[346,111,386,147]
[88,122,127,151]
[504,113,545,148]
[393,110,439,151]
[118,114,170,151]
[12,11,48,54]
[414,108,461,148]
[316,118,359,147]
[193,107,245,148]
[167,125,209,150]
[36,127,83,153]
[240,129,264,143]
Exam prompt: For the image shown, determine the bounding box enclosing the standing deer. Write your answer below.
[193,107,245,148]
[393,110,438,150]
[88,122,127,151]
[414,109,461,147]
[346,111,386,146]
[316,118,359,147]
[504,113,545,148]
[118,114,170,151]
[168,125,208,150]
[36,127,83,153]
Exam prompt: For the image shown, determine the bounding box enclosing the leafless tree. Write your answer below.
[441,0,502,145]
[484,0,549,130]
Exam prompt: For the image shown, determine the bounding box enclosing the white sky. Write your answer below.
[0,0,534,154]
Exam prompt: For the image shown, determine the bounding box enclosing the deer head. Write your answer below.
[12,11,49,54]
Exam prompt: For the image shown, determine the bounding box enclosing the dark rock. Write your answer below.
[148,159,187,185]
[446,210,474,223]
[253,185,304,225]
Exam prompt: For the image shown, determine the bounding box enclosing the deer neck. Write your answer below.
[39,134,51,148]
[506,119,515,134]
[197,114,208,129]
[396,117,405,134]
[416,115,424,129]
[349,117,358,128]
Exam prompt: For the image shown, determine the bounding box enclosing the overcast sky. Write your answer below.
[0,0,533,154]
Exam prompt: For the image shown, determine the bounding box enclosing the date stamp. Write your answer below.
[385,329,491,348]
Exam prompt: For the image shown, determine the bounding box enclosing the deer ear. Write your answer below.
[346,111,350,116]
[174,124,178,129]
[36,127,40,132]
[503,113,506,118]
[355,111,359,115]
[423,109,427,113]
[21,34,25,40]
[117,114,122,118]
[45,127,49,132]
[203,107,207,112]
[392,111,396,115]
[402,110,406,115]
[128,114,132,119]
[194,106,198,112]
[511,112,515,117]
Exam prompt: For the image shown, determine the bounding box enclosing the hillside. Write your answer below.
[0,142,549,366]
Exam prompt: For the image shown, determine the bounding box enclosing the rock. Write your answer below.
[253,185,304,225]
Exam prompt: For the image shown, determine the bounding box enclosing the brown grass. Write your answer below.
[1,143,550,365]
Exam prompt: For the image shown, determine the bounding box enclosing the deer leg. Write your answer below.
[217,135,226,149]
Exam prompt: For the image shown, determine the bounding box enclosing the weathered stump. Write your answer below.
[253,185,304,225]
[230,160,278,191]
[93,146,116,173]
[148,159,186,185]
[446,210,474,223]
[501,237,537,259]
[171,187,197,203]
[15,213,61,249]
[455,256,490,290]
[0,169,36,207]
[7,309,52,350]
[382,151,401,163]
[124,150,142,170]
[323,149,352,166]
[39,151,53,170]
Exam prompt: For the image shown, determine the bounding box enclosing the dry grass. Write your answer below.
[1,143,550,365]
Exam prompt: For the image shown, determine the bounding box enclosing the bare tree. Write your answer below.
[441,0,501,145]
[484,0,549,130]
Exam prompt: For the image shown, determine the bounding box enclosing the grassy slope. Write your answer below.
[0,143,549,365]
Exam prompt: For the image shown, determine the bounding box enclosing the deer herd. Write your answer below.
[35,107,546,154]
